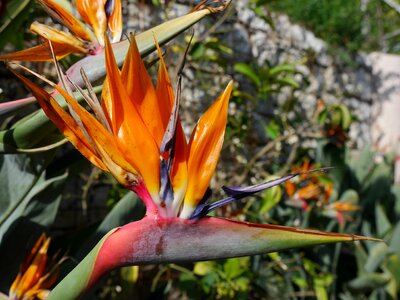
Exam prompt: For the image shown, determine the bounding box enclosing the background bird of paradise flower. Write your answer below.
[0,0,399,300]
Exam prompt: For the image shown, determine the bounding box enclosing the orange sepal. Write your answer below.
[52,83,139,179]
[76,0,107,46]
[104,36,160,196]
[108,0,122,42]
[297,183,321,201]
[332,202,361,212]
[0,41,82,62]
[184,81,233,207]
[154,40,188,206]
[121,35,166,147]
[38,0,94,42]
[13,71,107,171]
[15,236,50,298]
[31,22,88,54]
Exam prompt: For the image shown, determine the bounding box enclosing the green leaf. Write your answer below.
[194,261,214,276]
[0,0,32,49]
[265,120,280,140]
[268,64,296,76]
[190,43,206,60]
[0,152,67,289]
[223,257,248,279]
[348,273,391,292]
[0,152,67,243]
[386,254,400,285]
[275,77,299,88]
[375,204,391,237]
[292,275,308,289]
[234,63,261,87]
[365,242,389,273]
[261,177,282,213]
[388,222,400,254]
[314,277,329,300]
[338,104,352,129]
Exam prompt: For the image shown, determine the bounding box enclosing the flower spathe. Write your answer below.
[0,0,122,61]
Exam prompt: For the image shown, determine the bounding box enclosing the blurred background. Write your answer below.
[1,0,400,299]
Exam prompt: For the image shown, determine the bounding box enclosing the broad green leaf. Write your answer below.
[388,222,400,254]
[0,152,67,243]
[354,242,368,275]
[375,204,391,237]
[348,273,390,292]
[386,254,400,285]
[0,0,32,49]
[0,152,67,289]
[364,242,388,273]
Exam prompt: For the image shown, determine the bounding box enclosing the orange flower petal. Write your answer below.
[16,236,50,297]
[183,81,233,212]
[53,83,140,181]
[154,40,188,210]
[13,71,107,171]
[76,0,107,46]
[30,22,88,54]
[38,0,95,42]
[121,35,167,147]
[104,36,161,197]
[333,202,360,212]
[107,0,122,42]
[0,41,80,62]
[297,183,320,200]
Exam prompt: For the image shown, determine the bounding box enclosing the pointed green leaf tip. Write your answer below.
[48,216,381,300]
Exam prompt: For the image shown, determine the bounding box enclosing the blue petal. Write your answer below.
[190,168,332,219]
[105,0,116,17]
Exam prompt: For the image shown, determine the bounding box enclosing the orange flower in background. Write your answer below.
[0,0,122,61]
[285,159,333,205]
[324,201,361,225]
[9,234,58,300]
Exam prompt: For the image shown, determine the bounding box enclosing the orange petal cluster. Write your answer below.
[9,234,58,300]
[16,35,232,218]
[0,0,122,61]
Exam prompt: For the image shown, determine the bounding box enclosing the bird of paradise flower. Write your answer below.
[8,234,59,300]
[0,0,122,61]
[10,35,379,299]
